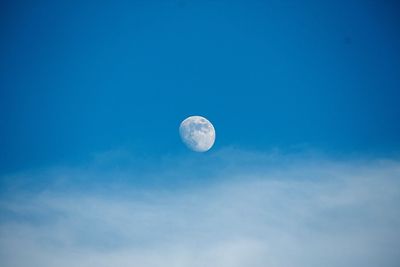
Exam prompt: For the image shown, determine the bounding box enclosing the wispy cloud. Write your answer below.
[1,150,399,267]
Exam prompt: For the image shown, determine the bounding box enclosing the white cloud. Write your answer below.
[0,150,399,267]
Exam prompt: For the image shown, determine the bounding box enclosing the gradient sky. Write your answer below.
[1,1,400,266]
[1,0,400,173]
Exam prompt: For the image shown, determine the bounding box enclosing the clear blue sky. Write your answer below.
[1,1,400,266]
[1,0,399,172]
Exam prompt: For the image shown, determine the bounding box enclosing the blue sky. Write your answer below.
[1,0,400,172]
[1,1,400,266]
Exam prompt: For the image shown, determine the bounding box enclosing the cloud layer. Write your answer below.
[1,150,400,267]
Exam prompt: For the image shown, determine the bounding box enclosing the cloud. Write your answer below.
[0,150,400,267]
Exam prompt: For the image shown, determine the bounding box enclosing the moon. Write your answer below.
[179,116,216,152]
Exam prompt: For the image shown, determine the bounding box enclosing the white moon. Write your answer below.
[179,116,216,152]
